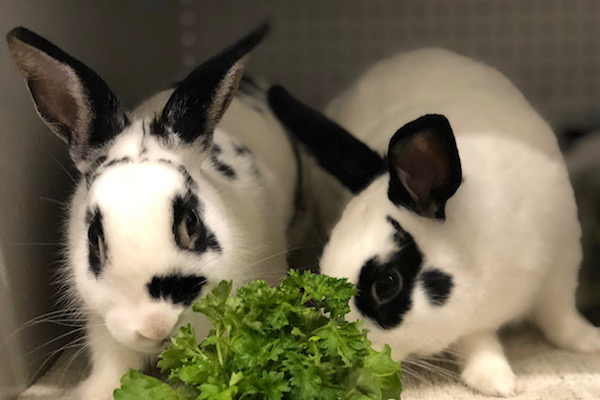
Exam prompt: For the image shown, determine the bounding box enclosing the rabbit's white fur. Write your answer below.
[308,49,600,396]
[69,94,296,399]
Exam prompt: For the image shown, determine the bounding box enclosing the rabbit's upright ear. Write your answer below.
[268,85,384,193]
[154,24,269,149]
[388,114,462,220]
[6,27,128,169]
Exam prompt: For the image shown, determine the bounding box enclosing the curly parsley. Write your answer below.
[114,270,402,399]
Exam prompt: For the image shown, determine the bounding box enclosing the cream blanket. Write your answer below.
[19,327,600,400]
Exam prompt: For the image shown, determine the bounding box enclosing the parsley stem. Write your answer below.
[216,326,224,367]
[217,342,224,367]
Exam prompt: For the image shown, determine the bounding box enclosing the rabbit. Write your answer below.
[267,48,600,397]
[7,24,303,400]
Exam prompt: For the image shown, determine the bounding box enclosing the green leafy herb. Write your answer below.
[114,270,402,400]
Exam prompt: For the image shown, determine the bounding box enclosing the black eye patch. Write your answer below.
[420,269,453,307]
[355,232,423,329]
[147,273,207,306]
[172,193,221,253]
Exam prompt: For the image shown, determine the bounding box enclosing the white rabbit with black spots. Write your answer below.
[7,25,302,399]
[268,48,600,397]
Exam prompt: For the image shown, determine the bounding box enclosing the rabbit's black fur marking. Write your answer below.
[209,153,237,180]
[355,235,423,329]
[267,85,385,194]
[386,215,406,246]
[420,269,454,307]
[146,273,207,306]
[287,135,305,234]
[104,157,132,169]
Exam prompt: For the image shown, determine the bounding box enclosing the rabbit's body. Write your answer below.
[269,49,600,396]
[8,26,300,400]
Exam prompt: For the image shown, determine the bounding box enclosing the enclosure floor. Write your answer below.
[18,325,600,400]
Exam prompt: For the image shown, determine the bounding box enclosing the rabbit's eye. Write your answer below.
[88,224,99,245]
[185,209,199,234]
[173,194,220,253]
[87,212,106,276]
[88,224,105,260]
[372,269,403,305]
[178,208,205,249]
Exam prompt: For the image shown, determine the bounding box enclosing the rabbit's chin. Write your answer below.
[105,326,169,354]
[364,319,456,361]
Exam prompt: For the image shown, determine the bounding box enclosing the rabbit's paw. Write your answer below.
[461,355,516,397]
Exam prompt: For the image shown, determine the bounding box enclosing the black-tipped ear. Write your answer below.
[153,24,269,147]
[268,85,384,193]
[388,114,462,219]
[6,27,128,170]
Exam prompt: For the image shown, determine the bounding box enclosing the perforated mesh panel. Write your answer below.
[178,0,600,129]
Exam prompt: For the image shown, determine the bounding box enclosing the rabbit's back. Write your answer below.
[310,49,572,238]
[327,48,562,160]
[220,97,298,227]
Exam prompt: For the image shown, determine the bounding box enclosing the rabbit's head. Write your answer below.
[7,26,269,353]
[269,86,466,359]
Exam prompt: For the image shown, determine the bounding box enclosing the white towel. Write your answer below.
[19,326,600,400]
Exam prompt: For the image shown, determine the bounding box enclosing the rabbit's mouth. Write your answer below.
[123,330,174,354]
[129,337,171,355]
[157,338,172,351]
